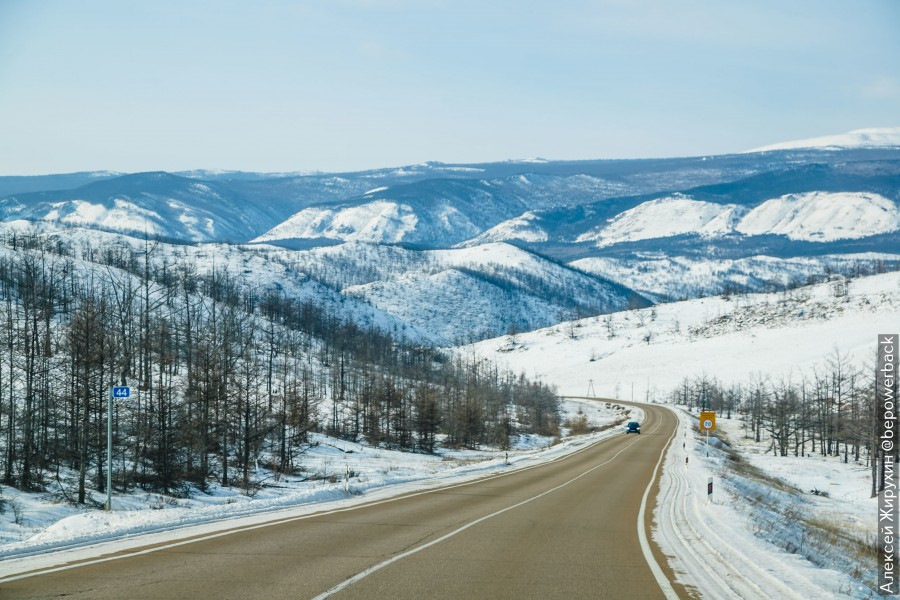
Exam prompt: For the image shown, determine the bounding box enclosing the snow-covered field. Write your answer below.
[476,270,900,400]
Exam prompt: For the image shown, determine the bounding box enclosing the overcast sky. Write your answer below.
[1,0,898,175]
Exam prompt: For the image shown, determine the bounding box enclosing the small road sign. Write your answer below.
[112,386,131,399]
[699,411,716,431]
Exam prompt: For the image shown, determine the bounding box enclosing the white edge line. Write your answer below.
[0,429,616,584]
[638,405,681,600]
[311,435,646,599]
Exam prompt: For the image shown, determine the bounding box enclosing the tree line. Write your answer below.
[670,351,891,498]
[0,231,560,502]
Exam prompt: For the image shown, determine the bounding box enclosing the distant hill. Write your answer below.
[2,134,898,307]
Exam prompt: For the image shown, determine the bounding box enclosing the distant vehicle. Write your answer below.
[625,421,641,434]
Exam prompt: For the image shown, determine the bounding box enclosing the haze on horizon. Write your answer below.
[1,0,898,176]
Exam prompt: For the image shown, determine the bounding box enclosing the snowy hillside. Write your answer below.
[3,142,898,319]
[462,211,549,245]
[253,200,426,244]
[251,178,525,246]
[472,270,900,398]
[1,221,440,344]
[750,126,900,152]
[735,191,899,241]
[0,172,286,243]
[574,195,745,246]
[251,171,634,247]
[259,241,647,343]
[565,191,898,247]
[466,268,897,597]
[0,222,644,345]
[572,253,900,301]
[345,269,559,343]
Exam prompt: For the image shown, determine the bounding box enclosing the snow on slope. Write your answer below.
[575,192,898,247]
[462,211,549,245]
[42,198,163,235]
[571,253,900,301]
[736,191,900,241]
[434,241,551,270]
[253,200,419,244]
[0,221,439,345]
[326,242,639,343]
[472,271,900,399]
[345,269,561,343]
[576,195,744,246]
[749,126,900,152]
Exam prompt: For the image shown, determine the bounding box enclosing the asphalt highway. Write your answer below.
[2,402,686,599]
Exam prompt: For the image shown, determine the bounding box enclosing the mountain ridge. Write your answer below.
[1,138,897,321]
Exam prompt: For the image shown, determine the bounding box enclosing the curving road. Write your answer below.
[2,402,687,600]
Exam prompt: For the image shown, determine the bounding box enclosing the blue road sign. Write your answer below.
[112,386,131,399]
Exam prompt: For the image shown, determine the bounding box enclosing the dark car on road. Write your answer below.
[625,421,641,434]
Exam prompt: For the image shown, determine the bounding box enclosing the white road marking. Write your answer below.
[311,434,648,599]
[637,406,681,599]
[0,428,616,584]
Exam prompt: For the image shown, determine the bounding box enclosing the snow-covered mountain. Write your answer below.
[2,145,893,249]
[0,172,286,242]
[574,195,746,246]
[734,191,899,241]
[472,161,899,265]
[2,139,898,311]
[749,126,900,153]
[251,172,638,247]
[255,200,426,245]
[572,253,900,302]
[567,191,898,247]
[0,221,646,343]
[463,211,549,246]
[256,241,648,343]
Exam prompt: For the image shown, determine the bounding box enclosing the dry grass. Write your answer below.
[563,413,590,435]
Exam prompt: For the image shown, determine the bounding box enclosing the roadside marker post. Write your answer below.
[699,412,717,505]
[108,386,131,511]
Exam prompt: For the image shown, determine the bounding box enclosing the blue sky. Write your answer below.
[1,0,898,174]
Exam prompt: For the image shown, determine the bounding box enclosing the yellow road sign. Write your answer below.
[699,411,716,431]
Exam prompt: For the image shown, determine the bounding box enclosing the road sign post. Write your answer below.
[108,386,130,511]
[699,411,716,457]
